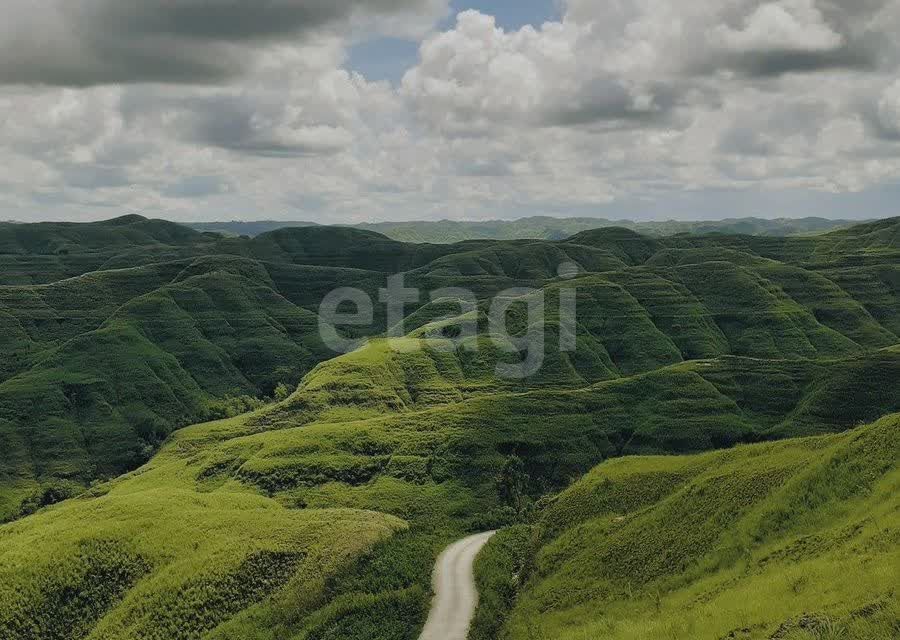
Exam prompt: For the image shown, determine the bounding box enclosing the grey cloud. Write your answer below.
[179,96,352,156]
[0,40,241,87]
[0,0,440,86]
[719,99,830,157]
[119,90,353,157]
[284,192,328,211]
[162,175,233,199]
[544,79,684,128]
[456,159,514,177]
[676,0,895,79]
[861,105,900,142]
[718,46,876,77]
[718,128,777,156]
[61,165,131,189]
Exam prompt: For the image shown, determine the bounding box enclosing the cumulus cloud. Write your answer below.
[712,1,843,53]
[0,0,448,86]
[172,95,355,157]
[706,4,881,77]
[401,11,683,133]
[401,1,897,137]
[0,0,899,222]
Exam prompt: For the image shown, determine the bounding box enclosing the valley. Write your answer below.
[0,215,897,640]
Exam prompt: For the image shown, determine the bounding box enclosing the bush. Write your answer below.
[274,382,293,402]
[12,481,83,520]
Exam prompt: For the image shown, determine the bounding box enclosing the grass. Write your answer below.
[0,408,407,640]
[494,414,900,640]
[2,217,896,517]
[0,335,892,639]
[469,526,536,640]
[0,215,897,638]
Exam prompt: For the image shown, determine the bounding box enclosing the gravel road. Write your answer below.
[418,531,497,640]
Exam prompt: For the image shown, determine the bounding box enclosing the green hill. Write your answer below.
[0,260,339,519]
[0,216,217,286]
[0,215,897,639]
[486,413,899,640]
[0,334,895,639]
[187,217,869,244]
[1,217,898,521]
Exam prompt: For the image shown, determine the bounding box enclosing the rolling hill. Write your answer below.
[0,215,897,639]
[1,216,897,508]
[187,217,867,244]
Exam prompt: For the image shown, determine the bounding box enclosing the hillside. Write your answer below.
[1,217,897,517]
[0,215,218,286]
[1,338,896,640]
[0,215,897,639]
[485,413,899,640]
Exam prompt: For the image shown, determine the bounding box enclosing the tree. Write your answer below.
[498,456,529,516]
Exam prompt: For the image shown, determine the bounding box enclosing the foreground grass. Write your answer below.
[496,414,900,640]
[0,421,404,640]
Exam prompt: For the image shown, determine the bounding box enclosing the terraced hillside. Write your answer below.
[1,217,897,505]
[0,215,897,639]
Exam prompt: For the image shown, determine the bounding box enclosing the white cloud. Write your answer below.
[709,0,844,55]
[0,0,899,222]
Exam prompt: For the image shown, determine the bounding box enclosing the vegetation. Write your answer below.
[469,526,535,640]
[494,414,900,640]
[0,214,896,638]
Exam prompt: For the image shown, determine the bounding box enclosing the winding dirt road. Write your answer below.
[418,531,497,640]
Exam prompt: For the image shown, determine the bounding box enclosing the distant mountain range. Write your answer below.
[187,216,869,243]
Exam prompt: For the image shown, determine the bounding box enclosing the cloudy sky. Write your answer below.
[1,0,899,223]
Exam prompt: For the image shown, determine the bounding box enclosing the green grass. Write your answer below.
[495,414,900,640]
[0,215,897,638]
[0,215,217,285]
[469,526,536,640]
[2,338,894,639]
[0,264,338,518]
[0,402,422,640]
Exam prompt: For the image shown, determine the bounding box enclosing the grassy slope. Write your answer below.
[1,218,897,519]
[0,215,218,286]
[0,432,404,640]
[0,216,897,638]
[1,336,896,640]
[495,413,899,640]
[0,258,337,519]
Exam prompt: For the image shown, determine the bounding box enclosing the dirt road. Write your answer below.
[418,531,497,640]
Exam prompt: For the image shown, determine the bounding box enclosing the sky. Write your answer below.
[1,0,899,223]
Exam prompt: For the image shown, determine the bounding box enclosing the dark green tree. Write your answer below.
[498,456,529,515]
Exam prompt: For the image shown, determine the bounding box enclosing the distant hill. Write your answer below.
[187,216,869,243]
[0,214,218,285]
